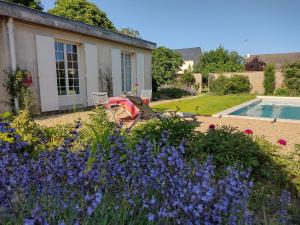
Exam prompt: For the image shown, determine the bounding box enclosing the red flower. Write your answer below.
[244,129,253,135]
[277,139,287,146]
[208,124,216,130]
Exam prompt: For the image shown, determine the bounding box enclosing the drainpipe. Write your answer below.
[7,17,19,112]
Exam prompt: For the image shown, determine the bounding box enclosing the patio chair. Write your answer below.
[92,92,119,121]
[125,95,197,132]
[141,89,152,102]
[125,95,162,131]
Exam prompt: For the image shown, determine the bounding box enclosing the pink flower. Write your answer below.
[244,129,253,135]
[277,139,287,146]
[208,124,216,130]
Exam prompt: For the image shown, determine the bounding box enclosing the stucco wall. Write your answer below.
[178,60,194,74]
[0,19,153,113]
[0,18,11,113]
[211,71,284,94]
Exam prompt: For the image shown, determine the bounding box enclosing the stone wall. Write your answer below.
[211,71,284,94]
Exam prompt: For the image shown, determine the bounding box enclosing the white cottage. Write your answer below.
[0,1,155,113]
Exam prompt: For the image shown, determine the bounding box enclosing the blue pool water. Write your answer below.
[230,100,300,120]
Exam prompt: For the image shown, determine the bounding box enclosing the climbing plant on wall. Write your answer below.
[3,67,33,114]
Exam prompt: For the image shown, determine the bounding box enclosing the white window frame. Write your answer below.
[55,41,80,96]
[121,52,132,93]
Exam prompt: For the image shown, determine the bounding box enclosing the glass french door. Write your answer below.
[55,42,80,96]
[121,53,132,93]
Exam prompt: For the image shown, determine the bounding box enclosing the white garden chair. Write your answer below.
[141,89,152,101]
[92,92,119,122]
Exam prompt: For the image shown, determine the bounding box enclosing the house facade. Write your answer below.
[174,47,202,74]
[0,1,156,113]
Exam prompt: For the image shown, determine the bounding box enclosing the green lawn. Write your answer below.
[153,94,256,115]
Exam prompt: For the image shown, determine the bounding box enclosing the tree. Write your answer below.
[194,46,244,77]
[119,28,141,38]
[5,0,43,10]
[152,47,183,87]
[48,0,116,31]
[264,64,275,95]
[245,56,266,71]
[282,61,300,95]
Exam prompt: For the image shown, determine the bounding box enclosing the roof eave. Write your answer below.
[0,1,156,50]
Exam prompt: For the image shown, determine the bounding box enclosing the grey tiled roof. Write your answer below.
[174,47,202,62]
[0,1,156,50]
[246,52,300,67]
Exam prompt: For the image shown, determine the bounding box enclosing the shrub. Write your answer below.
[228,74,251,94]
[130,117,197,147]
[245,56,266,71]
[274,87,290,96]
[189,126,294,188]
[153,87,191,100]
[282,61,300,95]
[264,64,276,95]
[210,74,251,95]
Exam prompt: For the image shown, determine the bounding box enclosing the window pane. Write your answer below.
[73,54,78,61]
[72,61,78,69]
[67,53,72,61]
[74,87,79,94]
[74,79,79,86]
[60,87,67,95]
[69,79,74,86]
[60,78,66,86]
[72,45,77,53]
[66,44,72,53]
[59,61,65,69]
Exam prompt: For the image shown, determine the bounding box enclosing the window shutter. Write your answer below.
[84,43,99,106]
[137,53,145,96]
[36,35,59,112]
[111,48,122,96]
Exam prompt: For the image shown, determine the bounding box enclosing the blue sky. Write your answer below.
[43,0,300,55]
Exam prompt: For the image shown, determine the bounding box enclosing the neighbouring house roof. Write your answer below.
[245,52,300,68]
[174,47,202,63]
[0,1,156,50]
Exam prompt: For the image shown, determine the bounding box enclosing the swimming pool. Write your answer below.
[214,96,300,122]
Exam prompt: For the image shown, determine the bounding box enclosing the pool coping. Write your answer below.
[213,96,300,124]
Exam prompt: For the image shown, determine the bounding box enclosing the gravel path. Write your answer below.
[195,116,300,153]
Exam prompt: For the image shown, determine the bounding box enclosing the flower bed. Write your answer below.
[0,109,299,224]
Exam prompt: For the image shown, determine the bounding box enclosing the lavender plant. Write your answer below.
[0,118,292,225]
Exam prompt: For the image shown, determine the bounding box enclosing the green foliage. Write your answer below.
[119,28,141,38]
[79,106,116,144]
[5,0,43,10]
[264,64,276,95]
[48,0,116,31]
[130,117,197,147]
[210,74,251,95]
[282,61,300,95]
[179,66,196,87]
[153,87,191,100]
[3,67,33,114]
[194,46,244,76]
[274,87,290,96]
[152,47,183,86]
[190,126,268,172]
